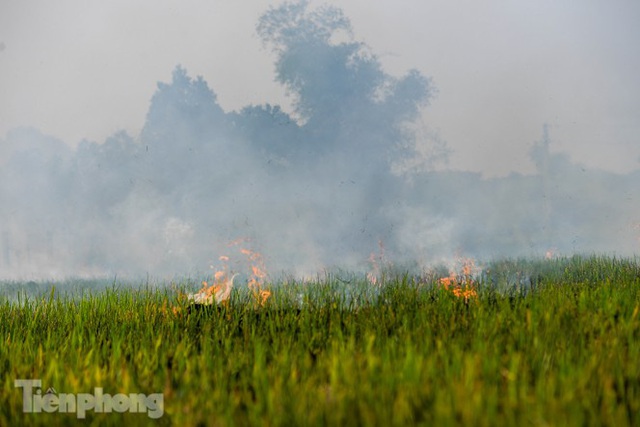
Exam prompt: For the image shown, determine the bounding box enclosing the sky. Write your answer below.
[1,0,639,177]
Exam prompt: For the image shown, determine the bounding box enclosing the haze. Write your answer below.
[2,0,638,176]
[0,1,638,280]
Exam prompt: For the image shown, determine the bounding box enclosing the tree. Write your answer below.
[142,65,226,144]
[232,103,302,168]
[140,66,230,192]
[73,130,137,211]
[257,1,435,161]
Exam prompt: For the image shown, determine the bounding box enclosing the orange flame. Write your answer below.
[439,257,478,301]
[188,243,273,307]
[159,298,184,318]
[367,240,385,286]
[545,247,558,260]
[240,247,271,306]
[258,289,272,306]
[187,244,272,307]
[188,255,236,305]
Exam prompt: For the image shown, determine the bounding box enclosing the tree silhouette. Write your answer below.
[140,65,230,192]
[257,0,435,162]
[73,131,137,211]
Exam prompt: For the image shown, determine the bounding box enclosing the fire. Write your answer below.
[182,250,238,306]
[366,272,378,287]
[545,247,558,260]
[240,248,271,307]
[184,243,272,308]
[159,298,184,319]
[367,240,386,287]
[439,257,478,302]
[188,264,237,306]
[257,289,272,306]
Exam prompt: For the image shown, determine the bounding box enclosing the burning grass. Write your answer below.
[185,244,272,309]
[438,257,479,301]
[1,255,639,426]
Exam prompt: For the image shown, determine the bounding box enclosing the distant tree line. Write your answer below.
[0,1,638,277]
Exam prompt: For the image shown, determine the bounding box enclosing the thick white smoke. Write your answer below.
[0,2,638,281]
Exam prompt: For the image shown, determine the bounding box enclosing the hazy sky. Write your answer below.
[1,0,639,177]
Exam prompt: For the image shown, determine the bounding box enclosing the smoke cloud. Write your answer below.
[1,2,638,280]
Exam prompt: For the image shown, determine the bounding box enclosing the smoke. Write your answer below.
[1,1,638,280]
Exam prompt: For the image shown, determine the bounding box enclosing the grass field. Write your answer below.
[1,255,639,426]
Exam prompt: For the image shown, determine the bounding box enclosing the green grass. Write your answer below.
[1,255,639,426]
